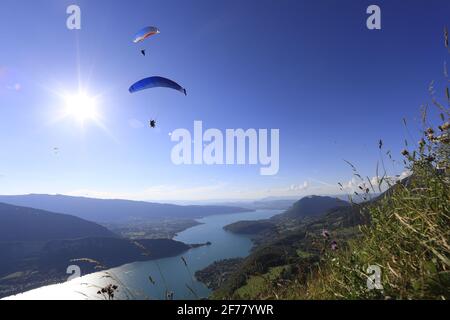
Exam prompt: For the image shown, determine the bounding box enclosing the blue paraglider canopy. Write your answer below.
[129,76,187,96]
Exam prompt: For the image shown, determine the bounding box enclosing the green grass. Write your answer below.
[299,165,449,299]
[283,89,450,300]
[220,29,450,300]
[234,266,286,299]
[296,250,314,259]
[285,29,450,300]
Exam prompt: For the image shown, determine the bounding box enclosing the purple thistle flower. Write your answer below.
[321,229,330,239]
[331,240,338,251]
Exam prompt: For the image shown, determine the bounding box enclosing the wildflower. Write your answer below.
[331,240,338,251]
[321,229,330,239]
[437,133,449,144]
[438,122,449,131]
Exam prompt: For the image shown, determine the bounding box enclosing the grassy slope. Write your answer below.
[212,33,450,299]
[295,165,449,300]
[211,205,362,299]
[213,145,449,300]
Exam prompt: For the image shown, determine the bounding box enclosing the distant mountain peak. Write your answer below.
[277,195,350,220]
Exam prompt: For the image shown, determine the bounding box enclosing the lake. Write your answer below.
[4,209,280,300]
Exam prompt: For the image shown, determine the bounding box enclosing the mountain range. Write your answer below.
[0,198,223,298]
[0,194,251,223]
[0,193,358,299]
[0,202,117,242]
[224,195,351,234]
[211,195,366,298]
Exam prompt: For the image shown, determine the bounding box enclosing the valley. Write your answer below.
[0,196,252,299]
[196,196,366,299]
[2,208,282,300]
[103,219,203,239]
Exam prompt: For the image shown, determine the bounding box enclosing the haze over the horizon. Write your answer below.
[0,192,304,204]
[1,0,449,201]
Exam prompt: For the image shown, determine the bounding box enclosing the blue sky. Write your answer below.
[0,0,449,201]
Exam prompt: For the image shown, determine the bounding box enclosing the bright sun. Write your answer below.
[63,92,99,123]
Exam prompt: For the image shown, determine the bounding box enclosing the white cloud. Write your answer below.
[289,181,309,191]
[63,171,412,202]
[66,183,229,201]
[62,182,324,202]
[342,170,412,193]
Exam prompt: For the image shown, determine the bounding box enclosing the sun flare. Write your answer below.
[63,91,99,123]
